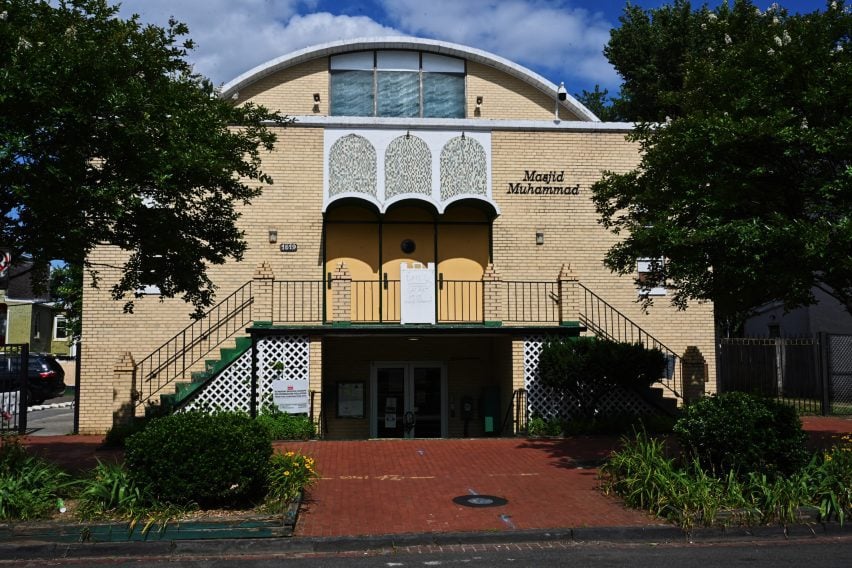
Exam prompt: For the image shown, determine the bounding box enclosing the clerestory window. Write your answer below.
[330,51,465,119]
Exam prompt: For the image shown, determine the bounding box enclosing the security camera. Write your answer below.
[557,82,567,101]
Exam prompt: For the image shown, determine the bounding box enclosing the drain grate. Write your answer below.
[452,495,508,508]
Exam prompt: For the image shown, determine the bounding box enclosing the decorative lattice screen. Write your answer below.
[183,335,310,412]
[523,335,658,419]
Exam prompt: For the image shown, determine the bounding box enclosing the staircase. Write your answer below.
[577,282,683,403]
[155,336,253,414]
[135,282,254,414]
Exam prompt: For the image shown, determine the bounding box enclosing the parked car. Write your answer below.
[0,352,66,406]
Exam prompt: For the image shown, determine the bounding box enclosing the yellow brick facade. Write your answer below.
[79,38,715,435]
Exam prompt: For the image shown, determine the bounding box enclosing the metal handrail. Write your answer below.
[503,281,559,323]
[135,281,254,409]
[577,282,682,399]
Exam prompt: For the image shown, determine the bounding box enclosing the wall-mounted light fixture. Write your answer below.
[475,96,483,109]
[535,232,544,245]
[313,93,321,102]
[268,229,278,244]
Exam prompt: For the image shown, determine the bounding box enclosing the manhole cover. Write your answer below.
[452,495,508,508]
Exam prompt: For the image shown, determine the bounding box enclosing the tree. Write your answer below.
[49,263,82,340]
[592,0,852,321]
[0,0,287,316]
[573,85,624,122]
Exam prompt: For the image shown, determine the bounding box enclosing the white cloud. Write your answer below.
[118,1,400,85]
[116,0,618,91]
[379,0,618,89]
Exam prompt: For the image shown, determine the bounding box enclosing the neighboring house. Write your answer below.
[79,37,717,436]
[0,259,70,356]
[743,286,852,337]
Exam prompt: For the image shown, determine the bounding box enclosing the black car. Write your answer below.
[0,353,67,406]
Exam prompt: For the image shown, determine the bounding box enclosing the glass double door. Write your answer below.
[371,362,446,438]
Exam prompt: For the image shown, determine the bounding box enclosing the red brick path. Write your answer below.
[272,437,661,537]
[18,416,852,539]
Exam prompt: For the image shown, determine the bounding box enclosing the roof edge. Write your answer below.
[220,36,600,122]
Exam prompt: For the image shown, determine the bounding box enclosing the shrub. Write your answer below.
[0,436,74,520]
[256,405,315,440]
[673,392,808,479]
[811,435,852,523]
[602,430,852,528]
[265,451,319,513]
[124,411,273,508]
[526,416,563,437]
[77,461,154,520]
[539,337,667,418]
[103,419,148,448]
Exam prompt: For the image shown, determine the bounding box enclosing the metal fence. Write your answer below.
[0,344,28,434]
[718,334,852,415]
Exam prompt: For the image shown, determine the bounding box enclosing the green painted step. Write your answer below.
[170,334,254,409]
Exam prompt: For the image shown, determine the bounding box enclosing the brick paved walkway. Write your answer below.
[18,416,852,539]
[272,437,661,537]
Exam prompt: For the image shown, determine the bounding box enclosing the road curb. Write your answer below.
[28,401,74,412]
[1,522,849,560]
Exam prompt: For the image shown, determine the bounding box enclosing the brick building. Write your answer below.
[79,37,716,436]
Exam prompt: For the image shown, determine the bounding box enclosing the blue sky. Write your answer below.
[118,0,827,97]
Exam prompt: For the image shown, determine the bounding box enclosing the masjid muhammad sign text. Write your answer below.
[507,170,580,195]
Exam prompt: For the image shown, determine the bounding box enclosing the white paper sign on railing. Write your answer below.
[271,379,309,414]
[400,262,436,324]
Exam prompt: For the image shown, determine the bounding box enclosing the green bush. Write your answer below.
[602,430,852,528]
[539,337,667,418]
[674,392,808,479]
[103,419,148,448]
[0,436,74,520]
[526,416,564,437]
[124,411,273,508]
[811,435,852,523]
[256,406,315,440]
[77,461,154,520]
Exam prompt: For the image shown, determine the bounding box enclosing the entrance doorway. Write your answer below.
[370,362,447,438]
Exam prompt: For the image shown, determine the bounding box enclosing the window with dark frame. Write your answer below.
[330,50,465,119]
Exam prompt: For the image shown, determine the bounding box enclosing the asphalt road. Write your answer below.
[24,397,74,436]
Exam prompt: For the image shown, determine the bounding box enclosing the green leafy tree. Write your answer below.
[592,0,852,321]
[0,0,288,316]
[49,263,82,339]
[573,85,625,122]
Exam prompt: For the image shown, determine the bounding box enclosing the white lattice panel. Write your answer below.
[183,335,310,412]
[523,335,658,419]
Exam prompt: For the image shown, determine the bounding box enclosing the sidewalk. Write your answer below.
[19,415,852,540]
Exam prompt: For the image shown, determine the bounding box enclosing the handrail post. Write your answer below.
[558,264,578,325]
[331,262,352,325]
[253,262,275,323]
[482,263,502,325]
[113,352,137,426]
